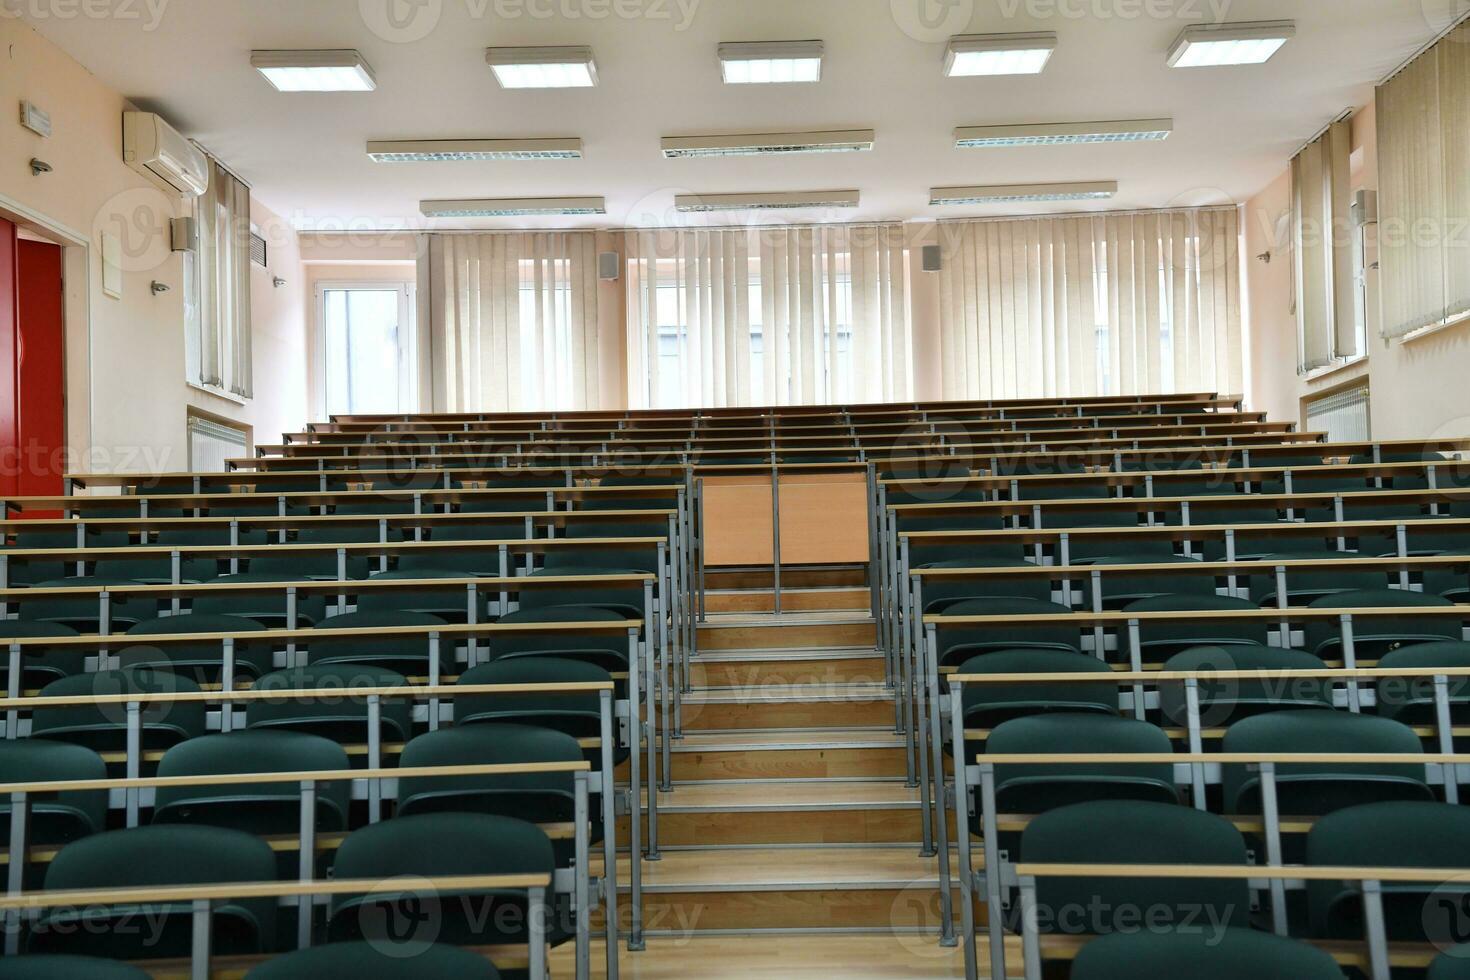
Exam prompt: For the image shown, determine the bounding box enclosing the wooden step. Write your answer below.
[705,587,871,614]
[698,613,877,651]
[669,728,908,780]
[705,567,868,590]
[682,683,896,731]
[691,648,888,687]
[622,779,924,846]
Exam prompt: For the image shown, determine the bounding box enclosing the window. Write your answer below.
[186,156,254,398]
[1291,118,1356,371]
[517,258,580,411]
[318,282,416,416]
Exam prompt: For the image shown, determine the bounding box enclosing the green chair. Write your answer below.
[247,663,413,748]
[0,739,107,846]
[326,813,568,948]
[917,558,1052,612]
[244,942,502,979]
[28,825,277,959]
[122,613,274,683]
[558,520,663,573]
[934,598,1079,670]
[1081,555,1217,610]
[356,569,488,622]
[1431,950,1470,979]
[93,551,218,586]
[0,956,154,979]
[488,608,631,675]
[192,572,329,628]
[19,578,149,633]
[1180,504,1292,561]
[985,714,1178,818]
[153,731,351,835]
[1012,478,1111,502]
[0,620,86,690]
[1248,552,1389,607]
[1059,509,1175,563]
[1222,710,1432,817]
[1127,594,1269,663]
[248,527,382,580]
[516,568,646,619]
[456,657,626,765]
[1305,588,1462,659]
[1307,800,1470,942]
[31,668,206,758]
[1375,641,1470,724]
[899,513,1024,566]
[397,523,522,576]
[1020,800,1250,929]
[333,477,448,516]
[2,529,104,585]
[1159,645,1333,727]
[1070,928,1346,980]
[309,611,456,677]
[955,650,1116,739]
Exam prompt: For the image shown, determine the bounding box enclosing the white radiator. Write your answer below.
[187,416,248,472]
[1305,386,1371,442]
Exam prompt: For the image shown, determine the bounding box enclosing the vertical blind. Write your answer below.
[624,223,910,409]
[1377,18,1470,339]
[423,232,600,412]
[193,158,253,397]
[936,208,1242,400]
[1292,118,1356,371]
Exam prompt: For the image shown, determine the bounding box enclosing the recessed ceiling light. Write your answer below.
[661,130,874,159]
[368,138,584,162]
[421,197,606,217]
[718,41,824,84]
[944,33,1057,77]
[485,46,598,88]
[1166,21,1295,67]
[674,190,860,212]
[930,181,1118,205]
[955,119,1173,148]
[251,50,376,92]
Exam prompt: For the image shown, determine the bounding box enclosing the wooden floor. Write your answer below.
[549,936,972,978]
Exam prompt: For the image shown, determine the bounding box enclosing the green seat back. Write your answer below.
[1431,950,1470,979]
[309,611,455,675]
[243,941,502,979]
[153,731,350,835]
[510,583,643,633]
[355,570,487,622]
[1081,555,1216,611]
[397,724,584,830]
[192,572,329,628]
[1222,709,1431,815]
[1305,588,1461,658]
[124,613,273,681]
[987,715,1177,814]
[20,578,149,632]
[1375,641,1470,723]
[0,620,86,689]
[248,663,413,745]
[1159,645,1332,726]
[0,739,107,845]
[957,650,1116,735]
[31,668,206,754]
[1248,553,1388,608]
[0,955,154,979]
[1071,928,1345,980]
[918,559,1052,613]
[935,598,1079,667]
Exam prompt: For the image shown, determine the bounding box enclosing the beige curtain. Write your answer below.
[1292,119,1356,370]
[624,223,910,408]
[938,208,1241,399]
[423,232,599,412]
[194,158,253,396]
[1378,20,1470,338]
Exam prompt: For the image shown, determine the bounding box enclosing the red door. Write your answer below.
[15,238,66,505]
[0,219,17,502]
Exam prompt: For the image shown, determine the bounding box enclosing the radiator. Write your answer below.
[187,416,248,472]
[1305,386,1370,442]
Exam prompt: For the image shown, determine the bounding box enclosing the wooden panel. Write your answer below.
[778,471,869,564]
[681,699,894,731]
[671,747,907,781]
[703,473,774,566]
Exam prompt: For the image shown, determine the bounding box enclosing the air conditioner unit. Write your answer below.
[123,111,209,198]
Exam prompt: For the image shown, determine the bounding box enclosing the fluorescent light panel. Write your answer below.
[368,139,584,162]
[930,181,1118,205]
[718,41,824,84]
[675,190,860,212]
[421,197,606,217]
[662,130,874,159]
[251,50,376,91]
[944,33,1057,76]
[956,119,1173,148]
[1167,21,1295,67]
[485,46,597,88]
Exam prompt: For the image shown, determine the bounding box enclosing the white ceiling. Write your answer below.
[24,0,1466,230]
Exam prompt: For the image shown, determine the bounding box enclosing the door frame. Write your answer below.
[313,279,417,417]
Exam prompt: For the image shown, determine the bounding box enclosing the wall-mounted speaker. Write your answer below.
[169,216,198,253]
[598,251,620,281]
[921,244,942,273]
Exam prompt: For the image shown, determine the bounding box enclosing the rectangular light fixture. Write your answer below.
[930,181,1118,205]
[485,46,597,88]
[251,49,376,92]
[674,190,860,212]
[1167,21,1295,67]
[368,138,584,162]
[420,197,606,217]
[944,33,1057,77]
[718,41,824,84]
[661,130,874,159]
[955,119,1173,148]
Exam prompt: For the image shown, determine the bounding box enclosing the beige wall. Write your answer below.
[1,19,307,473]
[1244,101,1470,441]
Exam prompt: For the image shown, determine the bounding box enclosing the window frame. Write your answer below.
[314,279,418,418]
